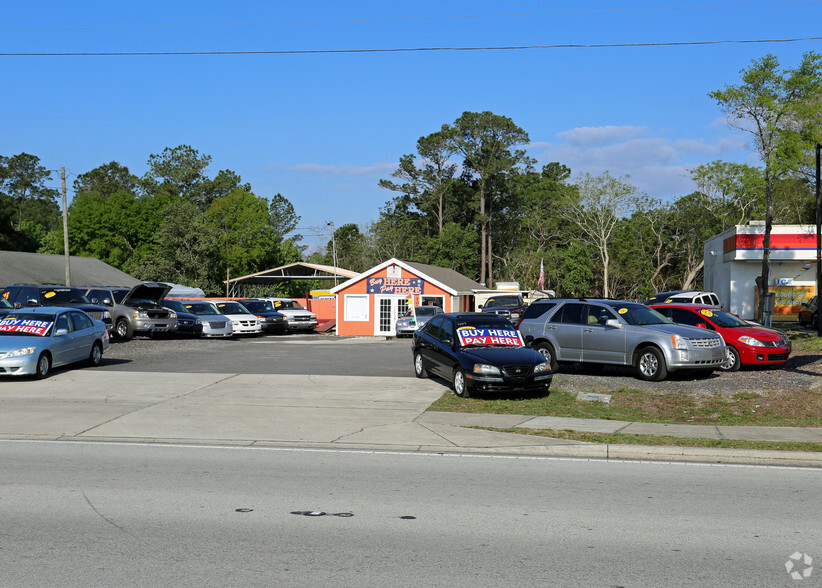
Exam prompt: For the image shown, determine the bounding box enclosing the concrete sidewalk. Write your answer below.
[0,370,820,468]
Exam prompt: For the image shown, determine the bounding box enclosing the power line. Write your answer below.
[2,2,819,33]
[2,37,822,57]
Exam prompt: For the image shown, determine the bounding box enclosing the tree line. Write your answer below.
[1,52,820,300]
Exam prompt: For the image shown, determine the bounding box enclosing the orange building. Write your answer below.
[330,258,484,337]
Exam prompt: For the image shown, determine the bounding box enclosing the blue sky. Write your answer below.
[2,1,821,251]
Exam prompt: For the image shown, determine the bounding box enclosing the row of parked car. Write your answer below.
[409,293,797,397]
[0,283,322,378]
[0,283,319,341]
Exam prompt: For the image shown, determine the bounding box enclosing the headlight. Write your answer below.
[473,364,501,375]
[231,320,240,326]
[168,311,177,319]
[8,346,36,357]
[133,311,148,319]
[101,311,111,319]
[195,319,203,325]
[670,335,688,350]
[739,336,766,347]
[533,362,550,374]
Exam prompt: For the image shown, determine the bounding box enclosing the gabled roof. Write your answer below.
[330,258,484,295]
[0,250,140,289]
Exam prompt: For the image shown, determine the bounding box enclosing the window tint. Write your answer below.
[551,302,585,324]
[423,315,444,339]
[440,317,455,342]
[520,302,555,321]
[670,308,701,327]
[70,311,93,330]
[55,313,72,333]
[585,305,616,326]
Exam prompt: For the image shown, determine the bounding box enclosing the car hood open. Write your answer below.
[124,282,172,304]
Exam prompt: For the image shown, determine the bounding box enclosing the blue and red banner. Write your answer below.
[0,318,53,336]
[457,327,524,347]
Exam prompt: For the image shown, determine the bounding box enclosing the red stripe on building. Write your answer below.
[732,234,818,250]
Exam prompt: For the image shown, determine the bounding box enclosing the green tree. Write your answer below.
[443,111,534,286]
[0,153,59,238]
[710,51,822,318]
[142,145,214,208]
[73,161,139,199]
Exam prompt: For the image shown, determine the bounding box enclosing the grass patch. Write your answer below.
[481,427,822,452]
[428,385,822,427]
[790,330,822,352]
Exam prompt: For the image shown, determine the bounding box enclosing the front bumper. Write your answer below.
[738,344,792,365]
[0,354,38,376]
[202,319,233,337]
[132,318,178,334]
[286,319,318,332]
[466,372,553,393]
[666,347,728,370]
[261,317,288,333]
[231,320,262,335]
[175,320,204,336]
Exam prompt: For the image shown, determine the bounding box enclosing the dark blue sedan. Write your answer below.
[412,313,552,397]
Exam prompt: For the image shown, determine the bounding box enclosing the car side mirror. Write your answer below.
[102,298,113,306]
[27,299,38,307]
[605,319,622,329]
[477,304,483,309]
[442,335,453,345]
[55,328,69,336]
[13,302,22,309]
[696,322,708,329]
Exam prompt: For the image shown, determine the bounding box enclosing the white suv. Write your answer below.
[262,298,318,333]
[647,290,721,307]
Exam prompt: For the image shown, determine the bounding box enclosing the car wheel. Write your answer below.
[115,318,133,340]
[453,368,471,398]
[636,346,668,382]
[533,342,559,372]
[34,353,50,379]
[87,342,103,367]
[718,346,741,372]
[413,352,428,378]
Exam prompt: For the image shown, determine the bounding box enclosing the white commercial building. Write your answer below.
[704,223,818,321]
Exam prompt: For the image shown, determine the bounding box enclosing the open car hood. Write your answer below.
[124,282,172,304]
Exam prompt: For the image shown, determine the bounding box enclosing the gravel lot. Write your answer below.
[102,330,822,396]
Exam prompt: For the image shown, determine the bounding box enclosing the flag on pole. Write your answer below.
[537,259,545,291]
[406,293,415,317]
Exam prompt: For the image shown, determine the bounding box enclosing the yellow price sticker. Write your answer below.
[44,292,56,298]
[618,308,628,314]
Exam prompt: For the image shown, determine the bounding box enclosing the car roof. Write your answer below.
[649,302,721,310]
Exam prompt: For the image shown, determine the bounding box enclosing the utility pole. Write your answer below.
[816,143,821,337]
[61,167,71,286]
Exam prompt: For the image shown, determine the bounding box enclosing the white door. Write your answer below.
[375,296,403,336]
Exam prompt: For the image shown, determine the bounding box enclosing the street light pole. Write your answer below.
[815,143,821,336]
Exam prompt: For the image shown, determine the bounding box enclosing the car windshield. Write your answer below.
[182,302,220,316]
[607,303,670,326]
[243,300,275,312]
[0,297,12,309]
[215,302,249,314]
[484,297,519,308]
[163,300,186,313]
[701,308,749,328]
[0,313,56,337]
[111,290,130,304]
[415,307,440,317]
[40,289,91,304]
[272,300,303,310]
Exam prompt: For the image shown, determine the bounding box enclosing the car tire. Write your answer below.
[87,342,103,367]
[718,346,741,372]
[533,342,559,372]
[413,352,428,378]
[452,368,471,398]
[115,318,133,341]
[34,353,50,380]
[636,346,668,382]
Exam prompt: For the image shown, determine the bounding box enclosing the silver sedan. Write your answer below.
[0,306,109,378]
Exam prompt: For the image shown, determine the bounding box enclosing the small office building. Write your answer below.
[704,223,818,321]
[330,258,484,337]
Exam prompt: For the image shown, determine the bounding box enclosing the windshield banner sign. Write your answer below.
[457,327,524,347]
[366,278,423,295]
[0,318,54,336]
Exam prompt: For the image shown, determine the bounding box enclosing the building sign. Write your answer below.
[366,277,423,295]
[771,286,815,321]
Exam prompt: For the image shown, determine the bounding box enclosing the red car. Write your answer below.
[649,303,791,372]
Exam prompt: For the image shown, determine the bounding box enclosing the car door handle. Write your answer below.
[548,325,556,330]
[584,328,594,332]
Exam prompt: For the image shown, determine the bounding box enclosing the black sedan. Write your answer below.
[237,299,288,334]
[412,313,552,397]
[161,299,205,337]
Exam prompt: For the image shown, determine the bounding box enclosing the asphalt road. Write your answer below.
[2,440,820,587]
[101,334,416,377]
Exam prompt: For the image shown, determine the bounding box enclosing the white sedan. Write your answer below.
[211,301,262,336]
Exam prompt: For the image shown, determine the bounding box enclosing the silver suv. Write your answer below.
[84,283,178,340]
[518,298,727,381]
[262,298,318,333]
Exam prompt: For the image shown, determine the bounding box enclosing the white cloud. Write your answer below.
[531,124,755,199]
[555,125,649,147]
